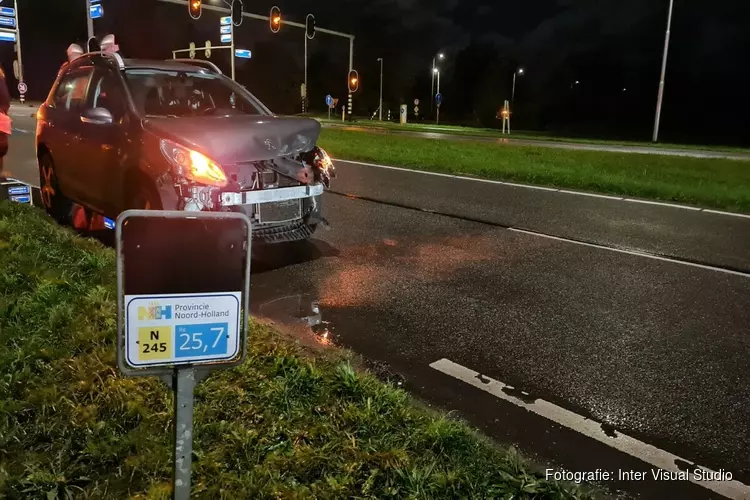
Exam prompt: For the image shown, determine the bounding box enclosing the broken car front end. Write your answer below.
[158,136,336,244]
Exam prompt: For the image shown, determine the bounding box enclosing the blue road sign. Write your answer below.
[0,7,15,17]
[0,31,16,43]
[220,16,231,25]
[435,93,443,105]
[0,16,15,28]
[234,49,251,59]
[89,3,103,19]
[8,186,30,196]
[325,95,333,106]
[220,25,231,34]
[104,217,116,230]
[221,34,232,43]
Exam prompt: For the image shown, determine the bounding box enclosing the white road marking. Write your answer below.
[430,358,750,500]
[507,228,750,278]
[703,209,750,220]
[623,198,702,211]
[335,159,750,219]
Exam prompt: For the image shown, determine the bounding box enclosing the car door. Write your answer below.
[46,66,95,200]
[76,68,129,215]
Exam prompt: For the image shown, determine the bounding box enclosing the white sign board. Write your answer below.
[125,292,241,368]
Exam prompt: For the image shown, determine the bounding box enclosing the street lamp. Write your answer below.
[377,58,384,121]
[653,0,675,142]
[431,52,445,115]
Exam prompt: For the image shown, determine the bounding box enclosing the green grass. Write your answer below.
[0,202,596,499]
[318,128,750,213]
[316,118,750,154]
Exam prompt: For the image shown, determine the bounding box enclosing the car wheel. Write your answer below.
[126,181,162,211]
[38,152,72,225]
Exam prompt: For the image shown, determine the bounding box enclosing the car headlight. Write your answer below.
[160,139,228,188]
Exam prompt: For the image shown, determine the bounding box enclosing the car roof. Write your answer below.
[121,58,213,73]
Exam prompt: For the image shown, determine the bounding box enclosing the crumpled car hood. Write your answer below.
[143,115,322,164]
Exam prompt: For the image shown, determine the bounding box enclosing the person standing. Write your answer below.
[0,67,11,180]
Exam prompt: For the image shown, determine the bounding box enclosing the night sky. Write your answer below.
[6,0,750,144]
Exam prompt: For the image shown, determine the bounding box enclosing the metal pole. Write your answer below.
[86,0,94,40]
[378,58,383,121]
[512,72,517,107]
[436,70,440,125]
[173,368,196,500]
[230,21,236,81]
[653,0,674,143]
[348,37,354,72]
[304,32,308,114]
[13,0,23,91]
[431,56,435,116]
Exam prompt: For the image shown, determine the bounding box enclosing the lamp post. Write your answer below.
[433,67,441,124]
[377,57,383,121]
[653,0,675,142]
[512,68,524,107]
[431,52,444,116]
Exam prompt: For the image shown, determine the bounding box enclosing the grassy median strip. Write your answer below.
[319,128,750,213]
[0,202,594,499]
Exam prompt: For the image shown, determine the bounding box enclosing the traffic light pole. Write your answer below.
[157,0,355,89]
[304,32,307,113]
[85,0,94,40]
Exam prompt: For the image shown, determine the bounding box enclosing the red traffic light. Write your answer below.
[188,0,202,19]
[348,70,359,93]
[270,6,281,33]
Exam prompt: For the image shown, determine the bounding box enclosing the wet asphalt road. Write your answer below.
[6,112,750,499]
[325,123,750,161]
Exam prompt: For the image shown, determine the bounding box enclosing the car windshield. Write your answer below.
[124,68,264,118]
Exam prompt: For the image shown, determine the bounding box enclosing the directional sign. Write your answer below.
[0,16,15,28]
[220,16,231,26]
[0,7,15,17]
[414,98,420,106]
[220,25,231,34]
[89,3,103,19]
[220,34,232,44]
[17,82,27,94]
[325,95,333,107]
[414,106,419,114]
[0,31,16,43]
[234,49,252,59]
[435,93,443,105]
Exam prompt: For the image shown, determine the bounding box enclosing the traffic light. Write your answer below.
[270,6,281,33]
[348,70,359,93]
[188,0,201,20]
[305,14,316,39]
[231,0,243,26]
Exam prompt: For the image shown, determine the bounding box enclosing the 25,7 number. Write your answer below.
[179,327,225,354]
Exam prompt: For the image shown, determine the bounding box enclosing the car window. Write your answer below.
[52,67,94,111]
[87,70,127,122]
[124,68,264,118]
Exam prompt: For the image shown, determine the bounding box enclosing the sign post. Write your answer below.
[116,210,252,500]
[326,94,333,120]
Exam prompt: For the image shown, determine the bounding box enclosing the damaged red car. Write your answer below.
[36,42,335,243]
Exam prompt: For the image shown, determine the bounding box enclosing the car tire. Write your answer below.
[38,152,73,225]
[126,180,162,211]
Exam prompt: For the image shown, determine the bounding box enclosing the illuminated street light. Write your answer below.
[433,67,439,74]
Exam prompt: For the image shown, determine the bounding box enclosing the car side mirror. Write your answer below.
[81,107,114,125]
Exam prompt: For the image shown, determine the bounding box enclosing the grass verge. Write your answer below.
[317,118,750,154]
[318,128,750,213]
[0,202,595,499]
